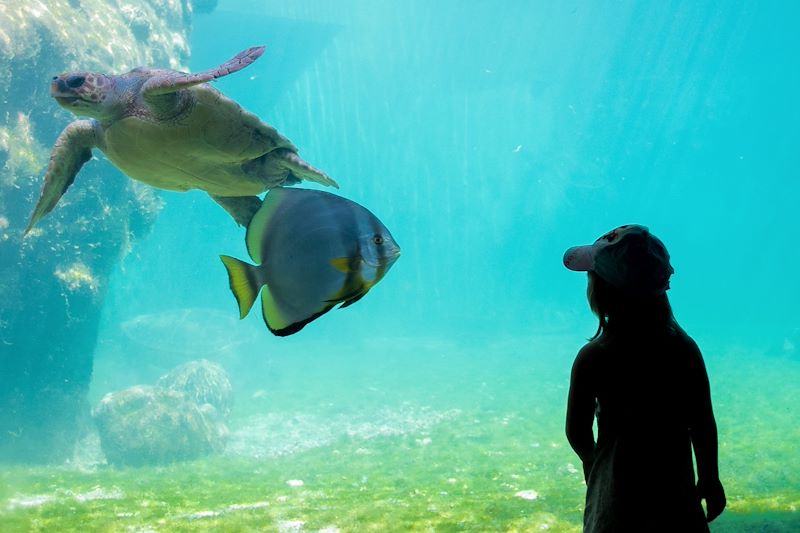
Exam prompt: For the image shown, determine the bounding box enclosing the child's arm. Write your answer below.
[686,339,726,522]
[566,344,598,480]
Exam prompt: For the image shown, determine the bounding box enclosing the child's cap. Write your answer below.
[563,224,674,295]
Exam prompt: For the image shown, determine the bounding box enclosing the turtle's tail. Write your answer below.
[280,149,339,188]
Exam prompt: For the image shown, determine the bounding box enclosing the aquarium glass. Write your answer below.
[1,1,798,531]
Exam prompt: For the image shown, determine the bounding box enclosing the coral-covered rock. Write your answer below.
[93,385,227,467]
[158,359,234,419]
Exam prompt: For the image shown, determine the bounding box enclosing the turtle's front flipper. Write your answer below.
[142,46,266,97]
[278,150,339,188]
[211,195,263,227]
[25,120,98,235]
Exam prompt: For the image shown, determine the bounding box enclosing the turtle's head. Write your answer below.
[50,72,122,121]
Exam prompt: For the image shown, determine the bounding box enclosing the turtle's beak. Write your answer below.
[51,80,80,106]
[51,78,71,95]
[49,73,107,119]
[54,96,80,106]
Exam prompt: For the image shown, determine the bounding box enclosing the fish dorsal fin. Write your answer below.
[246,188,289,262]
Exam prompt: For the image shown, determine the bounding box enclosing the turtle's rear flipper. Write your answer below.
[142,46,266,97]
[25,120,98,235]
[279,150,339,189]
[211,195,263,227]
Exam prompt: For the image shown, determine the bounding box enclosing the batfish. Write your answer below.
[220,188,400,336]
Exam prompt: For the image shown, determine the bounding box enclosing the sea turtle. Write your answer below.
[25,46,337,234]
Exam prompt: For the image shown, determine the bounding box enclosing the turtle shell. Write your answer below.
[101,84,298,196]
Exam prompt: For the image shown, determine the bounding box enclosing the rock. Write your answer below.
[121,5,153,42]
[0,0,192,463]
[157,359,234,419]
[93,385,227,467]
[515,489,539,501]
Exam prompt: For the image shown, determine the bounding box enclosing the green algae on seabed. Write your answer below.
[0,413,587,532]
[2,338,799,532]
[1,407,799,532]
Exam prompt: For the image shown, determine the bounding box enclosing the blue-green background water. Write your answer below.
[4,1,799,531]
[106,0,800,344]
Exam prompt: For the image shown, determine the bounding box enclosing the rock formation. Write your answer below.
[0,0,195,462]
[93,383,228,467]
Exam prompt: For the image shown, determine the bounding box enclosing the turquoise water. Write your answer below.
[2,1,799,531]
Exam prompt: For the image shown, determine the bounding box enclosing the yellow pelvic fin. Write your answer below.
[330,256,355,273]
[220,255,261,319]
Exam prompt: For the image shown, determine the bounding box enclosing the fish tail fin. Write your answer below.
[220,255,263,319]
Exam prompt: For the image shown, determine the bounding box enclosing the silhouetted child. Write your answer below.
[563,225,726,533]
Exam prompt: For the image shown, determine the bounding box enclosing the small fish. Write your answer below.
[220,188,401,336]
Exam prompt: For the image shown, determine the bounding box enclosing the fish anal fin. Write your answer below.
[267,307,335,337]
[260,284,337,337]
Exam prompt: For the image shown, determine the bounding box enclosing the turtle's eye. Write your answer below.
[66,76,85,89]
[373,235,384,245]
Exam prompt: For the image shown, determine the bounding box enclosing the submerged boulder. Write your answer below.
[157,359,234,419]
[93,385,227,467]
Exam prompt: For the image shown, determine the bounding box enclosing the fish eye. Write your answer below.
[373,235,384,245]
[66,75,85,88]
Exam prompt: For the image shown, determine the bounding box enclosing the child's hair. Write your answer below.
[587,271,678,340]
